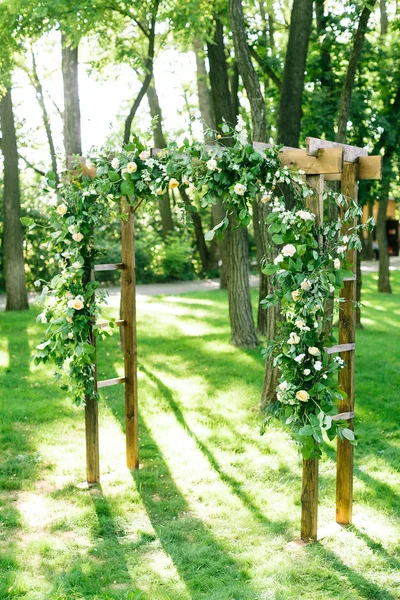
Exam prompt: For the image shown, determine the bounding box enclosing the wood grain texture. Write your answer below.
[121,200,139,470]
[336,162,357,525]
[301,458,319,542]
[358,155,382,180]
[97,377,126,389]
[306,136,368,162]
[253,144,343,174]
[85,265,99,484]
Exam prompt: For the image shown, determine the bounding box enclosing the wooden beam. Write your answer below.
[325,342,355,355]
[298,174,325,543]
[121,200,139,470]
[358,155,382,180]
[253,144,343,174]
[97,376,126,389]
[94,263,123,272]
[336,162,357,526]
[306,137,368,162]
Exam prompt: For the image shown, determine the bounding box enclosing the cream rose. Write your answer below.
[308,346,320,356]
[334,258,341,269]
[169,178,179,189]
[294,353,305,363]
[68,296,84,310]
[139,150,150,160]
[314,361,323,371]
[111,157,120,170]
[291,289,301,302]
[296,390,310,402]
[72,232,84,242]
[279,381,288,391]
[155,187,165,196]
[126,162,138,173]
[56,204,67,216]
[304,369,311,376]
[282,244,296,257]
[274,254,284,265]
[296,210,314,221]
[301,279,311,291]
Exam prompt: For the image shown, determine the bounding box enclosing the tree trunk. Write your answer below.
[207,16,258,346]
[179,187,212,273]
[225,219,258,348]
[61,34,82,156]
[376,194,391,294]
[31,50,59,185]
[364,201,374,260]
[335,0,377,143]
[277,0,314,146]
[380,0,388,36]
[0,88,29,311]
[146,79,174,237]
[315,0,335,140]
[229,0,266,141]
[194,38,215,135]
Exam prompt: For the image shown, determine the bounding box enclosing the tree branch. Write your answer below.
[248,45,281,89]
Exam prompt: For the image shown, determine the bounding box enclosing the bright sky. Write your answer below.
[12,32,203,171]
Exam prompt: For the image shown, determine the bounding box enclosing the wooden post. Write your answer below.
[299,174,324,542]
[121,200,139,469]
[85,265,100,483]
[336,162,357,524]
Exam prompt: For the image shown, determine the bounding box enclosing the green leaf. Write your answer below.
[204,229,215,241]
[120,181,135,197]
[108,171,121,182]
[341,428,355,441]
[36,340,51,351]
[272,234,284,244]
[20,217,36,229]
[262,263,277,276]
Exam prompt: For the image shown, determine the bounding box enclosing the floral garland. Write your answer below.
[33,120,373,460]
[260,194,373,458]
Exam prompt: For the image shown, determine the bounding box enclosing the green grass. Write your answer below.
[0,272,399,600]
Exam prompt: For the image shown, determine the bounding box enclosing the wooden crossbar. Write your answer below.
[97,377,126,389]
[97,319,125,328]
[326,343,356,355]
[94,263,124,271]
[306,137,368,162]
[332,411,355,421]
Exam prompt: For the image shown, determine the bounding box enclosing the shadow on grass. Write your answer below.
[308,544,398,600]
[139,363,289,537]
[40,485,151,600]
[349,526,400,571]
[131,417,259,600]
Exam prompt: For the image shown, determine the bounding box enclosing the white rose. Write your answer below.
[279,381,288,391]
[330,285,335,294]
[277,392,283,402]
[207,158,217,171]
[282,244,296,257]
[139,150,150,161]
[261,193,272,204]
[234,183,246,196]
[337,245,347,254]
[274,254,284,265]
[126,162,138,173]
[235,114,245,132]
[68,332,74,339]
[288,332,300,345]
[314,361,323,371]
[296,210,314,221]
[342,236,349,243]
[295,319,305,329]
[294,354,305,363]
[72,232,84,242]
[308,346,320,356]
[304,369,311,376]
[111,157,120,170]
[301,279,311,291]
[72,262,82,269]
[334,258,341,269]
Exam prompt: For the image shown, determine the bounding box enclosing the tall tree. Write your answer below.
[277,0,314,146]
[207,16,258,348]
[0,88,29,311]
[61,33,82,156]
[146,79,174,237]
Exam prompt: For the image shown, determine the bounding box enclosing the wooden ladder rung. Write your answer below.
[325,343,355,355]
[332,411,355,421]
[96,319,125,329]
[94,263,124,271]
[97,377,126,389]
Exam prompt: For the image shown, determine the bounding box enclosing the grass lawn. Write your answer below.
[0,272,399,600]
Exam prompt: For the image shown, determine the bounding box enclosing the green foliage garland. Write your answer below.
[34,120,373,459]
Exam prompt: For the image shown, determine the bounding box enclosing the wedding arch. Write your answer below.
[34,126,382,542]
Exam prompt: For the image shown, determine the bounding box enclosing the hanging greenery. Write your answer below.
[33,119,373,457]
